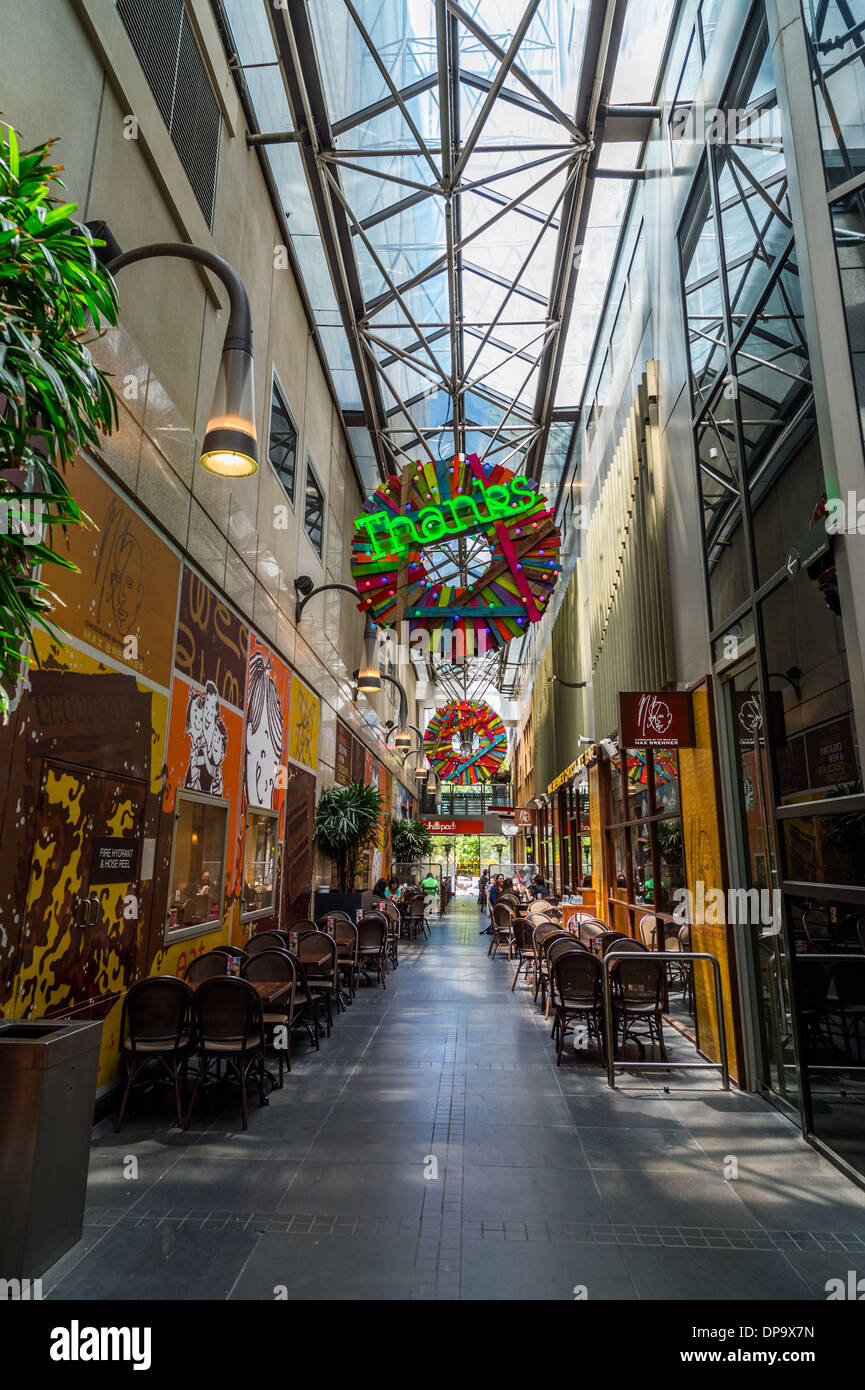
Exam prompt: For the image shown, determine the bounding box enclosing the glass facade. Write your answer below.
[675,0,865,1170]
[803,1,865,450]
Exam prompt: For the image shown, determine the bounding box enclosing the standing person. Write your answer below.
[421,868,440,919]
[477,869,488,907]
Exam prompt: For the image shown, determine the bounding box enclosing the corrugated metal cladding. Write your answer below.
[588,362,674,736]
[117,0,220,228]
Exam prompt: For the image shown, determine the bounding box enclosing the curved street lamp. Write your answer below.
[91,227,259,477]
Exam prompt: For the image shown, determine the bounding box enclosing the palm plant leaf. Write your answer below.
[0,124,119,716]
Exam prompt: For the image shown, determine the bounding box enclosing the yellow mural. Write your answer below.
[679,683,740,1082]
[288,675,320,771]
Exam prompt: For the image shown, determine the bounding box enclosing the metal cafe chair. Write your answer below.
[241,948,298,1086]
[184,976,267,1131]
[115,976,193,1131]
[246,930,290,956]
[356,917,388,989]
[609,954,668,1061]
[549,951,604,1067]
[184,949,233,982]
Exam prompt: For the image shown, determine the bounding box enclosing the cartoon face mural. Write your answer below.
[245,650,285,809]
[95,498,145,633]
[182,679,230,796]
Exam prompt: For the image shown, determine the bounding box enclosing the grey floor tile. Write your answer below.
[465,1123,586,1171]
[593,1168,761,1230]
[49,1224,259,1300]
[460,1236,638,1300]
[276,1160,428,1220]
[142,1156,300,1212]
[620,1244,815,1301]
[462,1165,608,1224]
[229,1233,419,1300]
[577,1125,716,1173]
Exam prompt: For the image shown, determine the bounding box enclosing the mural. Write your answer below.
[57,461,179,684]
[175,566,249,707]
[245,642,289,811]
[0,463,330,1094]
[0,458,176,1090]
[288,674,319,771]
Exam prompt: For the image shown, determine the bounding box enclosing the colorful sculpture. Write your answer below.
[424,700,507,784]
[350,453,561,660]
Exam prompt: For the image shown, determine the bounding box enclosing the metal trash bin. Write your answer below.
[0,1017,103,1278]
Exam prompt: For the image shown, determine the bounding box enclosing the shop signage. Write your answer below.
[335,720,352,786]
[514,807,535,827]
[355,474,543,559]
[548,761,577,795]
[547,745,596,795]
[618,691,694,748]
[421,819,484,834]
[91,836,138,883]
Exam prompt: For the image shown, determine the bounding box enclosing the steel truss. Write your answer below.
[266,0,629,696]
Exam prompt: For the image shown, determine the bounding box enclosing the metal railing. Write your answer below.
[601,949,729,1092]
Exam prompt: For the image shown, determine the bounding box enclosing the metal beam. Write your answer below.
[268,0,390,480]
[526,0,630,481]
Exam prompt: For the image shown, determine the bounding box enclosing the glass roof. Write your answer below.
[221,0,673,498]
[218,0,673,699]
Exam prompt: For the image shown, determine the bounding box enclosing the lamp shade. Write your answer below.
[394,727,412,749]
[356,617,381,692]
[201,347,258,477]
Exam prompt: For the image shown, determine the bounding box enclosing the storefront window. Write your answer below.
[760,570,860,806]
[788,890,865,1174]
[241,807,278,919]
[604,749,686,929]
[167,793,228,936]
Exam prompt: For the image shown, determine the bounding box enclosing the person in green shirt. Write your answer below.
[421,871,439,917]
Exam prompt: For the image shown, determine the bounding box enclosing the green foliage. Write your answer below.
[0,123,119,715]
[391,816,433,866]
[314,781,385,892]
[454,834,479,873]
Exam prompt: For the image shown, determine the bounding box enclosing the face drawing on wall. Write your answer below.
[245,652,284,809]
[184,680,227,795]
[95,498,144,634]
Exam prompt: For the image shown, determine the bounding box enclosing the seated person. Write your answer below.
[180,869,211,925]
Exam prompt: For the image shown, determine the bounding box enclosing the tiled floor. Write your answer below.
[44,901,865,1300]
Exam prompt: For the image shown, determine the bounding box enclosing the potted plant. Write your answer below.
[390,816,433,870]
[313,780,384,918]
[0,125,119,715]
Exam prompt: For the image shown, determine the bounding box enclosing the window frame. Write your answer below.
[302,452,326,558]
[266,368,300,511]
[240,804,280,923]
[164,788,230,944]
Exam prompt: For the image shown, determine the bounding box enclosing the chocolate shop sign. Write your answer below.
[618,691,694,749]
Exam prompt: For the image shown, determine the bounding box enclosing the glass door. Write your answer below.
[725,665,797,1104]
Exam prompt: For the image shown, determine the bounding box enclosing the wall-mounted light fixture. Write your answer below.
[90,226,259,478]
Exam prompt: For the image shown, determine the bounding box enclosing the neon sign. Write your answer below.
[349,454,562,661]
[355,474,543,558]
